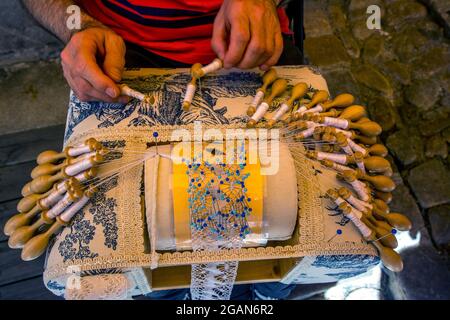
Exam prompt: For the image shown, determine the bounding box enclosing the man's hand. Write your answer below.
[61,27,128,103]
[212,0,283,71]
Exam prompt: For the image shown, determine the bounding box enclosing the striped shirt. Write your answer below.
[79,0,292,64]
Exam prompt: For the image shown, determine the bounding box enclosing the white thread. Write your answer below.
[294,105,307,115]
[65,158,93,176]
[306,121,320,128]
[356,160,366,174]
[323,117,349,129]
[345,194,371,212]
[341,144,354,156]
[251,90,264,108]
[47,193,74,219]
[273,103,290,121]
[201,59,223,75]
[75,171,89,182]
[56,181,68,193]
[251,102,269,122]
[149,155,159,270]
[317,152,348,164]
[335,128,352,138]
[346,212,372,238]
[121,85,145,101]
[183,83,196,104]
[60,195,90,223]
[330,162,355,173]
[68,145,91,157]
[332,196,346,206]
[351,180,370,201]
[40,191,64,209]
[304,104,323,114]
[347,139,368,155]
[298,127,316,138]
[71,151,96,163]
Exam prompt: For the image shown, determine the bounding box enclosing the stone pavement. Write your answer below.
[303,0,450,299]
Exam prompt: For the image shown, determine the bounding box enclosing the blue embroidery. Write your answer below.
[90,176,119,250]
[47,280,65,291]
[65,72,263,140]
[312,254,379,270]
[58,211,98,262]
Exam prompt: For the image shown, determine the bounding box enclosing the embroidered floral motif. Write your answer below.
[90,176,119,250]
[58,212,98,262]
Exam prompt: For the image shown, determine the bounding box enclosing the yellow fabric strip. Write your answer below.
[172,142,264,250]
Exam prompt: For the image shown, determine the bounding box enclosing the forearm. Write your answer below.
[21,0,104,43]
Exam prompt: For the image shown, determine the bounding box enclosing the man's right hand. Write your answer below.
[61,27,129,103]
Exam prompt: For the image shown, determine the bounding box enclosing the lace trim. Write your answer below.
[45,125,377,283]
[65,274,130,300]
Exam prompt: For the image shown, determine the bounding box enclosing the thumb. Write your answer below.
[103,34,126,82]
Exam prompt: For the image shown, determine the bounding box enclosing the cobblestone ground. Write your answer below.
[303,0,450,299]
[0,0,448,300]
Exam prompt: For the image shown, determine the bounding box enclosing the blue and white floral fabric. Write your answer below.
[43,66,379,299]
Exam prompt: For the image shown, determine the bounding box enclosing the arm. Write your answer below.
[21,0,103,43]
[22,0,128,103]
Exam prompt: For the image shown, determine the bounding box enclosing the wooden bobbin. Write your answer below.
[267,82,308,128]
[348,121,382,137]
[16,189,53,213]
[3,205,42,236]
[372,205,412,231]
[292,90,329,120]
[321,159,355,174]
[119,84,154,106]
[338,105,367,121]
[355,168,396,192]
[351,131,378,145]
[374,190,393,204]
[28,154,103,195]
[21,188,96,261]
[322,93,355,110]
[192,58,223,78]
[247,68,278,116]
[340,208,403,272]
[369,233,403,272]
[8,187,82,249]
[360,214,398,249]
[247,79,288,128]
[182,63,202,111]
[340,203,397,249]
[367,144,388,157]
[319,109,340,118]
[31,160,68,179]
[36,138,102,165]
[361,155,392,174]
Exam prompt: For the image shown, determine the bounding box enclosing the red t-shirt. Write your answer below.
[78,0,291,64]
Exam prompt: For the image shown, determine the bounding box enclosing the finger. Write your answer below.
[73,75,128,103]
[237,19,269,69]
[223,15,250,69]
[75,47,121,99]
[260,32,283,71]
[211,13,228,60]
[103,35,126,82]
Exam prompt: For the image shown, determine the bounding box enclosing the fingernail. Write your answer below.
[106,87,118,98]
[260,65,268,71]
